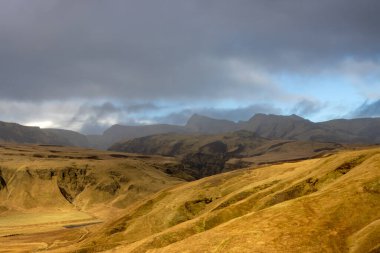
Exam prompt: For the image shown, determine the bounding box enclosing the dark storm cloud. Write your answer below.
[351,100,380,118]
[1,0,379,101]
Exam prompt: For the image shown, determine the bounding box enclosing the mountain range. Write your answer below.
[1,114,380,150]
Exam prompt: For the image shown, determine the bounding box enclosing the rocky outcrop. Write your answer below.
[56,167,96,203]
[0,170,6,191]
[0,165,130,208]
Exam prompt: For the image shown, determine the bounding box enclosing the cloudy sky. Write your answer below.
[0,0,379,134]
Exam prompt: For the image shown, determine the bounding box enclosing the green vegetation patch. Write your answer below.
[364,179,380,194]
[214,180,279,210]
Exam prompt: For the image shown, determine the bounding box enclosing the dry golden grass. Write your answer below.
[85,148,379,253]
[0,143,379,252]
[0,143,183,252]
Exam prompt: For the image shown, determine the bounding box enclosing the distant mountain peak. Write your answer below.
[290,113,305,118]
[185,114,237,133]
[186,114,229,125]
[186,113,212,122]
[249,113,306,122]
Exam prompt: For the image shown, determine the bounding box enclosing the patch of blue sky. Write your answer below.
[273,72,365,120]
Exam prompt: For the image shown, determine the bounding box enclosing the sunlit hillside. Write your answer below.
[0,143,378,252]
[0,143,183,252]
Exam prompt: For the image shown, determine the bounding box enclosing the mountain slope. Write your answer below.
[241,113,316,138]
[0,144,379,252]
[0,144,182,216]
[0,143,183,252]
[93,114,238,149]
[0,121,92,147]
[44,128,90,147]
[239,113,369,143]
[320,118,380,143]
[0,121,70,145]
[185,114,237,133]
[99,124,187,148]
[105,114,380,150]
[63,147,380,253]
[110,131,343,179]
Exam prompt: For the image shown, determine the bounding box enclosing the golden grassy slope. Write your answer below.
[67,148,379,253]
[0,143,183,252]
[0,143,379,252]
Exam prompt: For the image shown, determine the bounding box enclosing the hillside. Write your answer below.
[185,114,237,133]
[320,118,380,143]
[0,121,72,146]
[97,124,188,149]
[0,144,379,252]
[0,121,92,147]
[109,130,344,179]
[61,147,380,252]
[44,128,90,147]
[0,143,183,252]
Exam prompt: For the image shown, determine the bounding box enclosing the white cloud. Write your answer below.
[219,58,297,102]
[338,58,380,99]
[0,99,82,128]
[25,120,56,128]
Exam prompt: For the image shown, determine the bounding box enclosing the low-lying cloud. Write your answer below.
[351,100,380,118]
[291,99,324,117]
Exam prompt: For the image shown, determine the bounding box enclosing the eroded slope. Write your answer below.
[68,148,380,253]
[0,143,183,252]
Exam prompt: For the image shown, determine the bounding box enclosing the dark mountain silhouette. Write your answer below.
[44,128,89,147]
[185,114,237,133]
[0,121,73,145]
[102,123,187,145]
[240,113,319,139]
[319,118,380,143]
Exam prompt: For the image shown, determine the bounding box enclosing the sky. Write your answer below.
[0,0,380,134]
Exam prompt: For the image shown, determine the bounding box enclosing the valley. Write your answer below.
[0,114,379,252]
[2,1,379,252]
[0,142,379,252]
[109,130,345,179]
